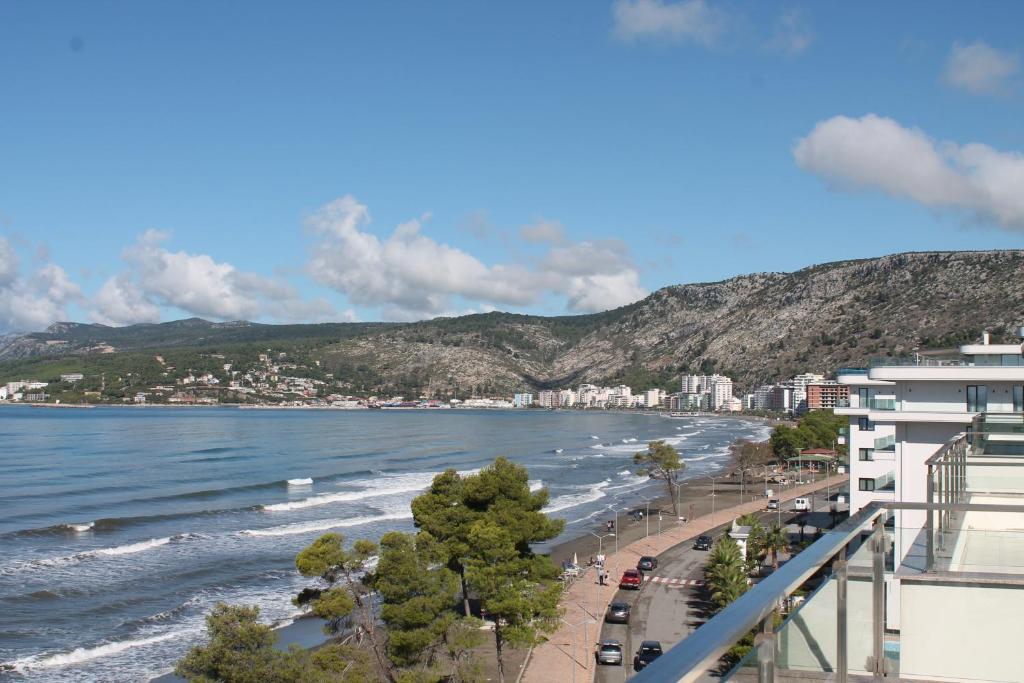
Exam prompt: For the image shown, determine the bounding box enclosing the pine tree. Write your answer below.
[634,440,686,516]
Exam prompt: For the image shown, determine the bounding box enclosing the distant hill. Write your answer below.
[2,250,1022,394]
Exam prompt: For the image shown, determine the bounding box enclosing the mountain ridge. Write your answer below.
[3,249,1023,393]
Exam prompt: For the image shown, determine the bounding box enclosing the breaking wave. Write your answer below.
[241,511,412,537]
[7,631,187,671]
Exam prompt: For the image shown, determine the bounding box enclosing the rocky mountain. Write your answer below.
[3,251,1023,394]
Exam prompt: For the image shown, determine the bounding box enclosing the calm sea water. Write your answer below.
[0,407,769,681]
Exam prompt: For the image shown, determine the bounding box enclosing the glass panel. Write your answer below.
[1014,385,1023,413]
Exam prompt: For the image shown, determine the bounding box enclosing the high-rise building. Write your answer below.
[791,372,825,412]
[513,393,533,408]
[806,381,850,410]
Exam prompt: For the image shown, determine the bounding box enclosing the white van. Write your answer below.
[793,497,810,511]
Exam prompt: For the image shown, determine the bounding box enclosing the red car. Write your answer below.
[619,568,643,590]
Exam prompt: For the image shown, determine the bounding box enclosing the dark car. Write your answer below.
[634,640,663,671]
[637,555,658,572]
[605,601,631,624]
[619,568,643,590]
[694,535,713,551]
[596,640,624,666]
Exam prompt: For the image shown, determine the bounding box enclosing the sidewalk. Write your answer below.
[521,474,849,683]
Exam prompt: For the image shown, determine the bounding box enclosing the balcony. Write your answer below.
[869,397,896,411]
[632,500,1024,683]
[874,434,895,451]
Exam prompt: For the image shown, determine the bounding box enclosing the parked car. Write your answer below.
[605,601,631,624]
[767,499,780,510]
[619,568,643,590]
[633,640,663,671]
[637,555,658,572]
[694,535,713,551]
[596,640,624,666]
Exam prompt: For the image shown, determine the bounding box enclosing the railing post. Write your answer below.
[756,614,775,683]
[872,515,886,679]
[926,464,934,571]
[836,545,848,683]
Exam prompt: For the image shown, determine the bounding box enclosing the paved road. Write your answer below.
[595,484,848,682]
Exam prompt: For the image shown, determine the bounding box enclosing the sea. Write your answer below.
[0,406,770,682]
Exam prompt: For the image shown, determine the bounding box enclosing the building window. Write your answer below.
[858,388,869,406]
[966,385,988,412]
[858,417,874,432]
[859,478,876,491]
[859,448,874,461]
[1015,385,1024,414]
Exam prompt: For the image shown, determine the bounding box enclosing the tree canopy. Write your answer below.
[634,440,686,515]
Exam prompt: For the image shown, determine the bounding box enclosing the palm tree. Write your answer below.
[704,537,749,611]
[763,524,788,571]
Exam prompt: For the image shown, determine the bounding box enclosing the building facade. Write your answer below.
[806,381,850,410]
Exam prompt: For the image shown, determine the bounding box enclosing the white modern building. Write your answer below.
[838,330,1024,595]
[513,393,534,408]
[679,374,734,411]
[791,372,825,412]
[537,390,558,408]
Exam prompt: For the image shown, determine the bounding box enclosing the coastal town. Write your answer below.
[0,353,850,415]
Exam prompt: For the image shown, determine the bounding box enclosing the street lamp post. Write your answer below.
[710,476,720,518]
[559,617,594,683]
[589,531,615,557]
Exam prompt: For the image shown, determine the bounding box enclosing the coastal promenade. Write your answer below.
[521,473,849,683]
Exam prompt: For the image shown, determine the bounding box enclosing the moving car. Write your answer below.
[596,640,624,666]
[694,535,713,551]
[767,499,780,510]
[619,568,643,590]
[605,601,631,624]
[637,555,658,572]
[794,497,810,511]
[633,640,663,671]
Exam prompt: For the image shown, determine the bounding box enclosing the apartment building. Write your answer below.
[791,372,825,412]
[837,330,1024,569]
[806,380,849,410]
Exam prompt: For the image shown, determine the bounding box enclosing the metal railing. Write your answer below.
[869,356,968,368]
[632,500,1024,683]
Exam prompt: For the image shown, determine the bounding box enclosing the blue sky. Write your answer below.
[0,1,1021,330]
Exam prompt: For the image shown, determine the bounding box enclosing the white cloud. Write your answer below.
[91,275,161,326]
[519,219,566,245]
[89,231,339,326]
[0,237,82,332]
[794,113,1024,231]
[120,230,265,320]
[768,9,814,56]
[306,195,648,320]
[566,271,647,313]
[307,197,538,320]
[943,41,1018,95]
[612,0,725,46]
[541,240,634,277]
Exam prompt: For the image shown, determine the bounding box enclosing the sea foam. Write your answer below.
[241,511,412,537]
[10,631,185,671]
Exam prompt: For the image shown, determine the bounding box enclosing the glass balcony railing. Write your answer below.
[633,501,1024,683]
[837,367,869,375]
[874,434,895,451]
[870,397,896,410]
[869,357,968,368]
[835,398,852,407]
